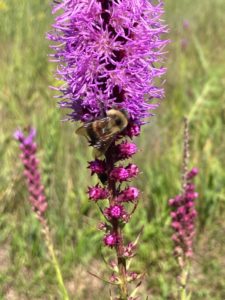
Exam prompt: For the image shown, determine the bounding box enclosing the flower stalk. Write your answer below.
[42,219,70,300]
[14,128,70,300]
[49,0,168,298]
[105,150,129,299]
[169,119,198,300]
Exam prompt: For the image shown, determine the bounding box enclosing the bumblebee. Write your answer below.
[76,109,128,158]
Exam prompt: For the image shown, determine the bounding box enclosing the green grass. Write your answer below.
[0,0,225,299]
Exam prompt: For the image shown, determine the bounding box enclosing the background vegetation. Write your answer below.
[0,0,225,299]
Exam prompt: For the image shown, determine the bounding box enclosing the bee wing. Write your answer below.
[75,117,111,140]
[93,135,116,158]
[76,116,121,158]
[94,123,120,147]
[95,117,121,142]
[76,125,88,137]
[76,124,93,143]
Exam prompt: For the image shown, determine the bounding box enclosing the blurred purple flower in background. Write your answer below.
[169,118,199,298]
[181,19,190,50]
[14,128,48,218]
[183,19,190,30]
[169,167,198,262]
[14,128,70,299]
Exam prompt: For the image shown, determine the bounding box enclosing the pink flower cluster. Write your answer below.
[169,168,198,262]
[88,139,140,248]
[88,185,108,201]
[110,163,139,182]
[14,128,48,216]
[115,141,138,160]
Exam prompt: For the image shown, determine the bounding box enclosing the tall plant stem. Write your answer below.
[116,225,128,299]
[181,117,189,193]
[106,150,128,300]
[179,265,191,300]
[40,217,70,300]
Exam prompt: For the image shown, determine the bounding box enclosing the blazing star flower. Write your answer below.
[169,118,199,273]
[169,168,198,263]
[14,128,48,217]
[14,128,70,298]
[48,0,168,124]
[49,1,168,298]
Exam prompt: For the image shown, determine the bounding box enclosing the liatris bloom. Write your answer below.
[14,128,48,218]
[169,119,198,299]
[169,168,198,263]
[14,127,69,299]
[48,0,168,124]
[169,168,198,300]
[49,1,168,298]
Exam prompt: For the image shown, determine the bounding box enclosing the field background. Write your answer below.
[0,0,225,299]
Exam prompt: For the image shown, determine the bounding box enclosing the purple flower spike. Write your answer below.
[49,0,168,124]
[48,0,169,297]
[14,128,47,217]
[169,168,198,264]
[170,118,199,288]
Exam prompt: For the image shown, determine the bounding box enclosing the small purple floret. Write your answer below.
[88,185,108,201]
[187,167,199,179]
[105,205,125,219]
[117,142,137,159]
[103,233,118,247]
[118,187,139,202]
[126,123,141,138]
[88,159,106,175]
[126,164,139,178]
[110,167,129,182]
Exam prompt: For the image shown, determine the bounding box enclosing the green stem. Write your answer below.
[43,223,70,300]
[106,149,128,300]
[179,266,191,300]
[181,288,187,300]
[117,227,128,300]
